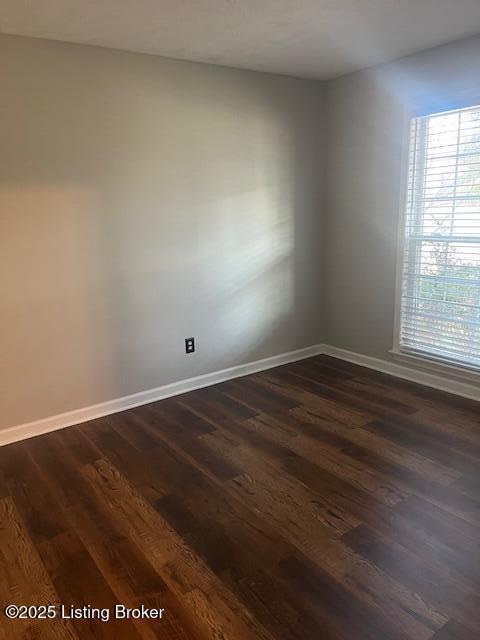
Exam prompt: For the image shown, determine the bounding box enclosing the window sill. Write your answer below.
[389,348,480,385]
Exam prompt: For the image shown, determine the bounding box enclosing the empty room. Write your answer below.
[1,1,479,638]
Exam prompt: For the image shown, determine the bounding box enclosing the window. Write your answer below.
[397,104,480,372]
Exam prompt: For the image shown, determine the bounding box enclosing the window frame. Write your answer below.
[392,102,480,381]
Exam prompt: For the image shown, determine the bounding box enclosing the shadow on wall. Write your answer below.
[0,37,323,430]
[325,34,480,358]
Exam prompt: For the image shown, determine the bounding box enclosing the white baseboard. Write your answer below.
[322,345,479,402]
[2,342,477,447]
[0,344,325,447]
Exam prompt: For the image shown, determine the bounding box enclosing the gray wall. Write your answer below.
[4,30,478,432]
[325,35,480,370]
[0,34,325,431]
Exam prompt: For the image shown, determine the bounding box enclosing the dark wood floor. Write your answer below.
[0,355,479,639]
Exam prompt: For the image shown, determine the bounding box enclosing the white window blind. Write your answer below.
[399,104,480,371]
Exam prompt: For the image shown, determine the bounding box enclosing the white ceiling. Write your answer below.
[1,0,480,80]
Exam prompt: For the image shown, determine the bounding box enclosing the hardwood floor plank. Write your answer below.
[82,458,274,640]
[0,443,67,544]
[283,366,418,415]
[206,429,360,536]
[154,451,442,640]
[364,419,480,476]
[37,530,144,640]
[135,404,242,482]
[154,494,324,640]
[89,418,203,505]
[302,538,447,638]
[278,553,411,640]
[291,406,461,486]
[0,355,478,639]
[343,524,480,632]
[34,430,201,640]
[0,496,78,640]
[249,414,407,505]
[220,377,298,414]
[432,619,479,639]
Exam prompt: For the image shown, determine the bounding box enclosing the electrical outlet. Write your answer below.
[185,337,195,354]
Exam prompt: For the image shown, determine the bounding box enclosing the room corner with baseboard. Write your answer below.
[1,4,479,639]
